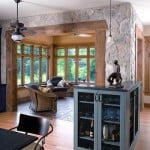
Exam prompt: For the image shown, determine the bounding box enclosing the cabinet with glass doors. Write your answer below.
[74,81,140,150]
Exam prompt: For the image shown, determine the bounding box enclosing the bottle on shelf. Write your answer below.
[89,120,94,138]
[111,125,117,141]
[79,121,85,136]
[103,125,109,140]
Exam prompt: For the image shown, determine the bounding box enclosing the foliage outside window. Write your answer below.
[56,58,65,77]
[55,45,95,83]
[17,44,49,86]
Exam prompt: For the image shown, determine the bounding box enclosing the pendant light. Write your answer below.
[11,28,24,42]
[11,0,24,42]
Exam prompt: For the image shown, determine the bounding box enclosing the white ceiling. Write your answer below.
[0,0,150,25]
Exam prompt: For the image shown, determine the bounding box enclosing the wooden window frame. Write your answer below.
[17,43,50,86]
[54,44,95,83]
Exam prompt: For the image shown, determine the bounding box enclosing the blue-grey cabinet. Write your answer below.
[74,81,140,150]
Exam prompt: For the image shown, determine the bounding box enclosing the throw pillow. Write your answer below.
[47,80,52,87]
[39,86,51,93]
[57,80,65,87]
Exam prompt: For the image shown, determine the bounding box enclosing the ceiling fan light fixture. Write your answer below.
[11,0,24,42]
[11,29,24,42]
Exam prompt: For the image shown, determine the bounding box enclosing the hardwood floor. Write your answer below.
[135,107,150,150]
[0,107,150,150]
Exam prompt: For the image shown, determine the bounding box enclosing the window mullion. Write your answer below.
[76,47,79,81]
[39,46,42,83]
[22,44,25,85]
[87,46,90,83]
[31,45,34,83]
[65,47,67,80]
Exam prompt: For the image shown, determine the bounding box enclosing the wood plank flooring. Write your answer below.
[135,107,150,150]
[0,107,150,150]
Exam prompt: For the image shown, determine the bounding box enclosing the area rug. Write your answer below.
[53,97,73,122]
[18,97,74,122]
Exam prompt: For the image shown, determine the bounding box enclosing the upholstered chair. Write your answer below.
[27,85,57,112]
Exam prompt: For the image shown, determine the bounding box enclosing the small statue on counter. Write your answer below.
[107,60,123,87]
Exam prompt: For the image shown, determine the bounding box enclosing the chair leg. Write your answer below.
[29,103,31,110]
[40,147,44,150]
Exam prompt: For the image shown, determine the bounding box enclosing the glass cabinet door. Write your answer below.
[129,87,139,147]
[74,83,140,150]
[77,92,95,149]
[101,94,120,150]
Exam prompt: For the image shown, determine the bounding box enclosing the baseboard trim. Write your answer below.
[144,103,150,107]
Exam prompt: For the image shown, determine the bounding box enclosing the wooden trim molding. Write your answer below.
[32,20,108,36]
[144,91,150,96]
[144,37,150,94]
[135,25,145,111]
[95,30,106,86]
[144,103,150,107]
[5,31,17,111]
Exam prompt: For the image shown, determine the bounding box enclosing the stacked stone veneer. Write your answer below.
[0,2,142,84]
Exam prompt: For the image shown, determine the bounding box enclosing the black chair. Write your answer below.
[10,113,53,150]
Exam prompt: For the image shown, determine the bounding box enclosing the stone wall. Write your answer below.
[0,2,143,84]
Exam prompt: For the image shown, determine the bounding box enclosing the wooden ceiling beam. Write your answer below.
[30,20,108,36]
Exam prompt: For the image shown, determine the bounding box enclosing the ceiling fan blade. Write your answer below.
[22,28,36,34]
[10,22,24,28]
[19,26,25,30]
[7,27,14,31]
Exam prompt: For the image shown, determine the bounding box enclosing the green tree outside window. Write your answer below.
[42,58,47,82]
[67,58,75,81]
[24,57,31,84]
[57,58,65,77]
[33,58,39,83]
[17,57,22,85]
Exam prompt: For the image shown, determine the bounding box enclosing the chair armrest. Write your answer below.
[31,88,57,98]
[34,123,53,149]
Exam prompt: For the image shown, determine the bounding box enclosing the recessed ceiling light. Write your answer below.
[74,33,92,37]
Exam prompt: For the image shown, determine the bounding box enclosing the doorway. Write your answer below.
[5,20,108,111]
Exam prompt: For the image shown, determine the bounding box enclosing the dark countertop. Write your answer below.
[74,81,141,92]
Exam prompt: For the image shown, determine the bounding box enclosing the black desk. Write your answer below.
[0,128,38,150]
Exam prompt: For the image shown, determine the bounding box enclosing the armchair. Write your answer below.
[26,84,57,112]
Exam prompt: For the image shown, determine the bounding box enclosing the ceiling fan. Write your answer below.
[10,0,67,42]
[10,0,62,42]
[11,0,26,42]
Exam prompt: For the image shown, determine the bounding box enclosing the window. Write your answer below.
[17,44,49,86]
[55,45,95,83]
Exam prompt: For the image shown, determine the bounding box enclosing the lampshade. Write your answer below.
[11,29,24,42]
[107,35,112,43]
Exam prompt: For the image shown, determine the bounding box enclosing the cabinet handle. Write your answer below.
[95,94,102,102]
[95,93,99,101]
[99,94,102,102]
